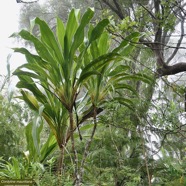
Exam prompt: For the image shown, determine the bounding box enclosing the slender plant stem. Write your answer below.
[140,127,151,186]
[69,111,80,185]
[79,106,97,183]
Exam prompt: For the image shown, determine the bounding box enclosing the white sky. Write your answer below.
[0,0,23,76]
[0,0,46,78]
[0,0,47,90]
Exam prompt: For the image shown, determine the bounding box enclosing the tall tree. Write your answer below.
[99,0,186,76]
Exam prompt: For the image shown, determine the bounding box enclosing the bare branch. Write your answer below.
[113,0,124,19]
[166,19,185,64]
[157,62,186,77]
[102,0,119,15]
[102,0,124,19]
[16,0,38,3]
[139,3,156,20]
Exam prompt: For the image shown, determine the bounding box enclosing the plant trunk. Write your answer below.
[69,111,80,185]
[56,144,65,186]
[58,143,65,175]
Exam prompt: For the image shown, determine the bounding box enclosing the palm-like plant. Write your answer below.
[12,8,143,184]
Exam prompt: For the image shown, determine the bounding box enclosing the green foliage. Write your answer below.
[25,115,57,163]
[119,16,138,33]
[64,103,142,185]
[0,156,44,180]
[0,94,26,159]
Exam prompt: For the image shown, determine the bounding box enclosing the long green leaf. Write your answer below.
[32,116,43,157]
[65,9,79,56]
[57,17,65,51]
[113,32,140,53]
[115,84,138,95]
[90,40,100,59]
[89,19,110,43]
[17,80,47,104]
[108,65,130,76]
[40,133,57,162]
[98,31,110,55]
[25,122,36,161]
[78,71,100,84]
[18,30,55,64]
[69,8,94,60]
[21,90,39,111]
[35,17,63,62]
[114,97,135,110]
[81,52,120,75]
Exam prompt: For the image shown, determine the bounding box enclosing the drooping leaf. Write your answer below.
[108,65,130,76]
[65,9,80,56]
[56,17,65,51]
[18,30,56,64]
[40,133,57,162]
[69,8,94,60]
[113,32,140,54]
[114,83,138,95]
[114,97,135,110]
[20,90,39,111]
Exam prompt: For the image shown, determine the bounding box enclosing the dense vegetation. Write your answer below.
[1,0,186,185]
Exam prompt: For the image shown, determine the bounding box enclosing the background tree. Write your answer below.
[0,93,26,159]
[0,63,29,159]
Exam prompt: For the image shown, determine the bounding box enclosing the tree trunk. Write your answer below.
[58,143,65,175]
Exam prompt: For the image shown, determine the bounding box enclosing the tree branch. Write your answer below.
[102,0,119,15]
[154,0,162,44]
[102,0,124,19]
[166,20,185,64]
[139,3,156,20]
[113,0,124,19]
[16,0,38,3]
[157,62,186,77]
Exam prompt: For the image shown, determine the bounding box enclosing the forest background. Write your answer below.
[1,0,186,186]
